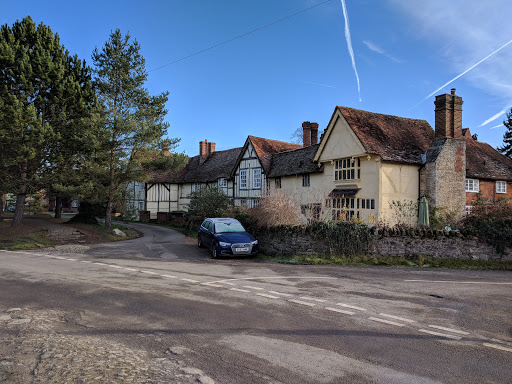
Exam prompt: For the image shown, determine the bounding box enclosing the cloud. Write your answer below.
[392,0,512,103]
[363,40,401,63]
[479,106,510,127]
[340,0,361,102]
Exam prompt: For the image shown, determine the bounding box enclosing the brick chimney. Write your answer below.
[302,122,311,147]
[310,123,319,145]
[199,139,216,165]
[434,88,463,139]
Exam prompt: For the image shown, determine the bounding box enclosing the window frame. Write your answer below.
[465,179,479,193]
[275,177,282,189]
[302,173,310,187]
[252,168,262,190]
[239,169,248,190]
[496,180,507,194]
[334,157,360,181]
[218,177,227,188]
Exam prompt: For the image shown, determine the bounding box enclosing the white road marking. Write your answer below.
[123,268,138,272]
[379,313,416,323]
[243,286,264,290]
[65,258,76,261]
[206,276,337,285]
[300,296,327,303]
[181,278,199,283]
[219,282,236,286]
[257,293,280,299]
[79,261,91,263]
[106,264,123,269]
[418,329,462,340]
[140,270,158,275]
[93,262,107,265]
[230,288,251,293]
[428,325,469,335]
[289,299,316,307]
[268,291,293,297]
[54,256,67,260]
[483,343,512,353]
[160,274,177,278]
[325,307,355,315]
[368,317,406,327]
[336,303,367,311]
[405,279,512,285]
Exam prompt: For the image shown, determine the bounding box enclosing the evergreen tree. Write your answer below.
[92,29,185,231]
[498,109,512,158]
[0,16,95,226]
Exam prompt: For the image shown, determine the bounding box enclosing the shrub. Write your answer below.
[186,186,231,230]
[312,221,373,257]
[251,190,302,228]
[461,198,512,254]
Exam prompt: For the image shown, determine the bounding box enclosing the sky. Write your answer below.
[2,0,512,155]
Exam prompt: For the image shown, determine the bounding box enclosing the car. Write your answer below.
[198,218,258,258]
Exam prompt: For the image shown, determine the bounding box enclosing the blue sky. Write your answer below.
[2,0,512,155]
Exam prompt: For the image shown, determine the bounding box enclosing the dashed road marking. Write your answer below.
[300,296,327,303]
[418,329,462,340]
[268,291,293,297]
[243,286,264,290]
[54,256,67,260]
[79,260,91,263]
[483,343,512,353]
[289,299,316,307]
[106,264,124,269]
[93,262,107,266]
[219,282,236,286]
[230,288,251,293]
[160,274,177,278]
[428,325,469,335]
[336,303,367,311]
[181,278,199,283]
[65,258,76,261]
[325,307,355,315]
[379,313,416,323]
[123,268,138,272]
[140,270,158,275]
[405,279,512,285]
[369,317,406,327]
[256,293,280,299]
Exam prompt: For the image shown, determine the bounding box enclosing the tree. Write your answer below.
[0,16,95,226]
[92,29,184,231]
[498,109,512,158]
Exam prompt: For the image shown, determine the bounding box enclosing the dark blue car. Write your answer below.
[198,218,258,258]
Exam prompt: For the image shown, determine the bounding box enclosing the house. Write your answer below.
[134,90,512,225]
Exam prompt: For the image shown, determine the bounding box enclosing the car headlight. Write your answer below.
[219,242,231,247]
[251,240,258,245]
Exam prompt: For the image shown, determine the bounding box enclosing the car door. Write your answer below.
[203,220,214,248]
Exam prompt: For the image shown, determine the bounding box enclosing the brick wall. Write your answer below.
[466,180,512,205]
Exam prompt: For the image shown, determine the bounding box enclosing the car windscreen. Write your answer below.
[214,222,246,233]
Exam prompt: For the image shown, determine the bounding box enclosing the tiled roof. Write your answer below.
[248,136,302,173]
[338,107,434,164]
[463,129,512,181]
[148,147,242,183]
[268,144,321,177]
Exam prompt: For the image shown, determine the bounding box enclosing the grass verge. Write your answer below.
[263,254,512,270]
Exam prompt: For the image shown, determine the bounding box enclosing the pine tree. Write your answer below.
[498,109,512,158]
[92,29,185,231]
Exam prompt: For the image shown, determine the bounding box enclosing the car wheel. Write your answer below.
[197,235,202,248]
[211,242,218,259]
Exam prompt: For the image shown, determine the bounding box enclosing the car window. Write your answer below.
[214,222,246,233]
[201,220,208,229]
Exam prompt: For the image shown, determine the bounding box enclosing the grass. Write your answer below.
[263,254,512,270]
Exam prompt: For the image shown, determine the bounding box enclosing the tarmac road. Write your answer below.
[0,223,511,383]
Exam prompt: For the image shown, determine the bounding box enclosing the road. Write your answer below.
[0,223,511,383]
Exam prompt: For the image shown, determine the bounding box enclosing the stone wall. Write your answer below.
[255,226,510,261]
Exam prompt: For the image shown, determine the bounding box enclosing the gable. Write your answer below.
[315,109,366,163]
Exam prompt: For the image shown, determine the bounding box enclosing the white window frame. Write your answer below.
[218,177,227,188]
[465,179,479,193]
[193,183,201,192]
[240,169,248,190]
[334,157,360,181]
[252,168,262,189]
[496,181,507,194]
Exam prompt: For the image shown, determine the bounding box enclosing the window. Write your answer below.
[138,202,144,211]
[465,179,479,192]
[275,177,282,189]
[497,181,507,194]
[250,199,260,208]
[193,183,201,192]
[253,168,262,189]
[334,157,360,181]
[464,205,473,216]
[240,169,247,189]
[71,200,78,208]
[302,173,310,187]
[218,178,227,188]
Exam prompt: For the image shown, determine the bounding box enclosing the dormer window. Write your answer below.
[334,158,360,181]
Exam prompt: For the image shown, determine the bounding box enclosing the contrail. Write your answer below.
[411,37,512,110]
[301,80,336,88]
[341,0,361,102]
[490,124,504,129]
[479,106,510,127]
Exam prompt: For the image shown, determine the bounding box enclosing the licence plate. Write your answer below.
[237,247,249,252]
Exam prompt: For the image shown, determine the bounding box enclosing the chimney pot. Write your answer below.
[451,88,456,95]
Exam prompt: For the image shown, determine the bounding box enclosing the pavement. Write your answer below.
[0,222,511,383]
